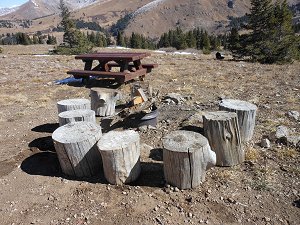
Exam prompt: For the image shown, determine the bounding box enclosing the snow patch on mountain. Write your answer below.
[31,0,39,8]
[133,0,165,17]
[0,6,19,16]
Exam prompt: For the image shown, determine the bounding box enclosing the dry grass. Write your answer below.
[245,146,261,161]
[276,147,298,160]
[0,94,28,106]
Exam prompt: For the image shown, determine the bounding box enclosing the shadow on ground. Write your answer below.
[131,162,164,188]
[149,148,163,161]
[31,123,59,133]
[28,136,55,152]
[180,125,204,134]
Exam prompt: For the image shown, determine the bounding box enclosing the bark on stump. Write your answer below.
[90,88,119,117]
[219,99,257,142]
[203,111,244,167]
[52,122,102,177]
[163,130,216,190]
[58,109,96,126]
[97,130,141,185]
[57,98,91,114]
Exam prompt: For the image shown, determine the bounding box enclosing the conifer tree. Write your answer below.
[116,31,126,47]
[58,0,92,54]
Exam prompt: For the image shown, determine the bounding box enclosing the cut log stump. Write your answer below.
[52,122,102,177]
[163,130,216,189]
[97,130,141,185]
[57,98,91,114]
[58,109,96,126]
[90,88,120,117]
[203,111,243,167]
[219,99,257,142]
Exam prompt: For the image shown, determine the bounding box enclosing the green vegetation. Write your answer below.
[115,31,156,49]
[227,0,300,63]
[158,27,221,52]
[110,13,133,36]
[75,20,102,31]
[56,0,92,54]
[0,32,54,45]
[46,34,57,45]
[0,46,2,53]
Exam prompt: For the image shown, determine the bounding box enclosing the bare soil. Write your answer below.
[0,45,299,225]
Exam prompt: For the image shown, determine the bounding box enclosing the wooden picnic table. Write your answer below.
[67,52,158,84]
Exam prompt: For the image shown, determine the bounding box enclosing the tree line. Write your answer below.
[0,32,56,45]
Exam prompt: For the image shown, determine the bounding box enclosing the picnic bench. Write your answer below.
[67,52,158,84]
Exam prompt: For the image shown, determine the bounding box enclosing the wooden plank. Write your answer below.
[75,52,151,61]
[67,68,147,83]
[107,62,158,69]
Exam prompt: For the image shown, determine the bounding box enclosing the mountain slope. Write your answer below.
[0,0,101,20]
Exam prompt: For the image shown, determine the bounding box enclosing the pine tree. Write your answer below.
[32,35,39,44]
[116,31,125,47]
[202,31,211,53]
[58,0,92,54]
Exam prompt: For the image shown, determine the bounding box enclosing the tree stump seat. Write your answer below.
[58,109,96,126]
[52,122,102,178]
[57,98,91,114]
[219,99,257,142]
[163,130,216,190]
[97,130,141,185]
[90,87,120,117]
[203,111,244,167]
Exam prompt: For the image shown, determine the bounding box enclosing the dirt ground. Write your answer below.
[0,45,299,225]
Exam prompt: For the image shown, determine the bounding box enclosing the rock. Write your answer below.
[260,138,271,148]
[163,93,186,105]
[188,212,193,218]
[174,187,180,192]
[287,111,299,121]
[227,197,236,204]
[275,126,289,139]
[287,136,300,148]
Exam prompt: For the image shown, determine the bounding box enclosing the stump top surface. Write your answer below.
[219,99,257,111]
[97,130,139,150]
[203,111,237,121]
[57,98,90,106]
[52,122,101,143]
[163,130,209,153]
[58,109,95,118]
[90,87,119,94]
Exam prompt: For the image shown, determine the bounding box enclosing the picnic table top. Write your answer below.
[75,52,151,61]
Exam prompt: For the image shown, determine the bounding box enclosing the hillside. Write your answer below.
[0,0,299,38]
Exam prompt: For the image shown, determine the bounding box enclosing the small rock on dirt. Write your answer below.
[275,125,289,139]
[287,111,299,121]
[261,138,271,148]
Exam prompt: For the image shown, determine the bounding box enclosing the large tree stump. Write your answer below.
[97,130,141,185]
[57,98,91,114]
[90,88,120,117]
[219,99,257,142]
[52,122,102,177]
[58,109,96,126]
[163,130,216,189]
[203,111,244,167]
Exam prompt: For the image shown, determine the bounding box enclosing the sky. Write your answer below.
[0,0,28,8]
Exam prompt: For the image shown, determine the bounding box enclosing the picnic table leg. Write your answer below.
[118,60,130,73]
[82,60,93,84]
[133,59,142,70]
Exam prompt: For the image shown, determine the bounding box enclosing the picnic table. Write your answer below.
[67,52,158,84]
